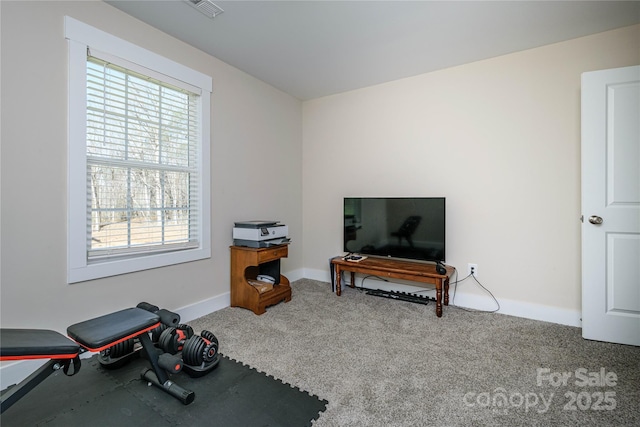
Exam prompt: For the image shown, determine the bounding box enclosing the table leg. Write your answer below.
[350,272,355,288]
[336,267,342,296]
[435,281,443,317]
[443,278,449,306]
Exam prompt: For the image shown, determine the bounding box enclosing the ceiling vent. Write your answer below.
[184,0,224,19]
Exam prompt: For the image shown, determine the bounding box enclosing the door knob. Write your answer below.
[588,215,603,225]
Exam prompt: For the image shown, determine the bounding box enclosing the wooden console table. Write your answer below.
[331,257,454,317]
[230,245,291,315]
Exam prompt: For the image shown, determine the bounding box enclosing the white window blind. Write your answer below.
[66,16,211,283]
[86,56,200,260]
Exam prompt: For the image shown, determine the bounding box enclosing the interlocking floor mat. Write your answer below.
[1,354,327,426]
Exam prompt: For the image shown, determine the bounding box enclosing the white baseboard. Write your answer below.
[283,268,305,283]
[448,290,582,327]
[303,267,582,327]
[174,291,230,323]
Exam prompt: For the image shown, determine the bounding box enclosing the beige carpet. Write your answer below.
[189,279,640,426]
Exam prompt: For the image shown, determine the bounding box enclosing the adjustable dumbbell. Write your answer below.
[158,324,194,355]
[102,338,135,359]
[98,338,137,369]
[182,330,219,367]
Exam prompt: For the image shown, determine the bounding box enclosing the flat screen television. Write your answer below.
[343,197,445,263]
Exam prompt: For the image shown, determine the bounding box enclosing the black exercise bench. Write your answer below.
[1,306,194,414]
[0,329,81,413]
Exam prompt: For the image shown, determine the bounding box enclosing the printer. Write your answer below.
[233,220,290,248]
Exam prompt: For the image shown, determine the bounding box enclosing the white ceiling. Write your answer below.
[106,1,640,100]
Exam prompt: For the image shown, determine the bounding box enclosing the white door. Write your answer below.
[581,65,640,346]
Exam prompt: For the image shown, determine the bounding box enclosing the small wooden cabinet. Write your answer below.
[230,245,292,315]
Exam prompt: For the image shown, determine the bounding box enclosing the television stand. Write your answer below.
[331,256,453,317]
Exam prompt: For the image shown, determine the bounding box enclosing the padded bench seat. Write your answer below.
[67,308,160,352]
[0,329,80,361]
[1,329,82,414]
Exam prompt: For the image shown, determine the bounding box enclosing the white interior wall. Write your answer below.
[0,1,303,333]
[302,24,640,325]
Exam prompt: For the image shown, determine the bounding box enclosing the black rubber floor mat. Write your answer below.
[1,354,327,427]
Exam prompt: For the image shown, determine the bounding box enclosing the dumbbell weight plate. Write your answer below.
[158,327,181,354]
[182,335,205,366]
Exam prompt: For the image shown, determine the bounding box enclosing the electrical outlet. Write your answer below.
[468,263,478,277]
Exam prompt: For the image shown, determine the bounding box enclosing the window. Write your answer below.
[66,17,211,283]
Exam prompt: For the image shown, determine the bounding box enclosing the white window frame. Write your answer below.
[65,17,211,283]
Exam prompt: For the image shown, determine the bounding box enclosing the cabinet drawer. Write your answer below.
[258,246,288,263]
